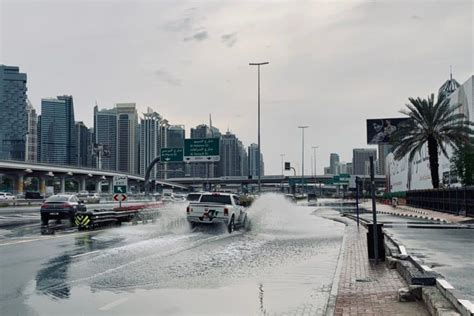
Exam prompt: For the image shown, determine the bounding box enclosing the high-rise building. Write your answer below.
[166,125,185,178]
[40,96,76,165]
[240,145,248,177]
[378,144,393,176]
[248,143,264,177]
[352,148,377,175]
[159,119,169,179]
[330,153,340,175]
[94,105,117,170]
[0,65,28,160]
[116,103,139,174]
[346,162,353,175]
[139,109,161,178]
[36,115,42,162]
[25,99,38,162]
[220,131,243,177]
[76,121,92,167]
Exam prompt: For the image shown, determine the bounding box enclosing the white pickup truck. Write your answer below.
[186,192,248,233]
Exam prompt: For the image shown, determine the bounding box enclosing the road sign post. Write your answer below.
[113,176,128,207]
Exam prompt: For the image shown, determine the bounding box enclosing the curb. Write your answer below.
[377,209,449,224]
[324,224,347,316]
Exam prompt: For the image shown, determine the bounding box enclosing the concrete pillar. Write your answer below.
[16,174,24,195]
[40,176,46,196]
[80,177,86,192]
[60,175,66,194]
[95,180,102,193]
[108,178,113,194]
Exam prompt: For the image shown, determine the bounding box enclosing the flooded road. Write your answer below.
[0,194,345,315]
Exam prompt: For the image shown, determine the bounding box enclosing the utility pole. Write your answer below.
[280,154,285,175]
[298,126,308,194]
[370,156,379,264]
[249,62,269,194]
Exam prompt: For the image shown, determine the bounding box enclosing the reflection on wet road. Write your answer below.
[0,194,345,315]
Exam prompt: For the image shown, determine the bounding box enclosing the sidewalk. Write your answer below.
[361,201,472,224]
[334,222,428,315]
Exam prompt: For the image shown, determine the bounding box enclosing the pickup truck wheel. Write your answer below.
[227,216,235,234]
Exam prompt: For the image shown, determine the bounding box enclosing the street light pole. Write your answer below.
[312,146,319,176]
[298,126,308,194]
[280,153,285,175]
[249,61,269,194]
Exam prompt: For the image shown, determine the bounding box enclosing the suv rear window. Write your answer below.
[46,195,70,202]
[186,194,201,201]
[199,195,232,204]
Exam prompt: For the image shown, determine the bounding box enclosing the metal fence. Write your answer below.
[406,187,474,217]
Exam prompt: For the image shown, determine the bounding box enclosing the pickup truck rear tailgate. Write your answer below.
[187,203,228,223]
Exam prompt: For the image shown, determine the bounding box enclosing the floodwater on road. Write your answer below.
[0,194,345,315]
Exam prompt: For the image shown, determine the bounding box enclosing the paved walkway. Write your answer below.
[334,222,428,315]
[360,201,472,224]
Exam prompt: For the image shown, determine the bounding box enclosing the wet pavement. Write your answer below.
[0,194,345,315]
[387,227,474,301]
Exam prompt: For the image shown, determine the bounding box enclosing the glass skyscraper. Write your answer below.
[0,65,28,160]
[40,96,76,165]
[94,105,117,171]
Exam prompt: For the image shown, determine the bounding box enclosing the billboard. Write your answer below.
[366,118,411,145]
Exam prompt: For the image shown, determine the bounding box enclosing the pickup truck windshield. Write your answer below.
[199,195,232,205]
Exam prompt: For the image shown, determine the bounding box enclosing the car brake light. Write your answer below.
[41,203,48,208]
[224,208,229,216]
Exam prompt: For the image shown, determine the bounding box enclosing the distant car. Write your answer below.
[40,194,86,226]
[0,192,16,201]
[85,193,101,204]
[25,191,43,200]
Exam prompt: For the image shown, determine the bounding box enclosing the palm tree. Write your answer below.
[391,94,473,189]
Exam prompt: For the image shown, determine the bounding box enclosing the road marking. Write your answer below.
[99,297,129,311]
[0,230,94,247]
[71,250,100,258]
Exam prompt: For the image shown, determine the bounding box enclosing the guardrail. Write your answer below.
[406,187,474,217]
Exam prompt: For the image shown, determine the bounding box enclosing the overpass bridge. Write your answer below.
[0,160,188,195]
[165,174,386,193]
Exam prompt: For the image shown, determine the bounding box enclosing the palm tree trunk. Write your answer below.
[428,136,440,188]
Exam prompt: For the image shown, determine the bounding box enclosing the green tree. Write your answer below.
[391,94,473,189]
[451,141,474,186]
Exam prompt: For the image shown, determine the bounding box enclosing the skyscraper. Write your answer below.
[220,131,242,177]
[0,65,28,160]
[116,103,139,174]
[139,108,161,178]
[330,153,340,175]
[248,143,264,177]
[76,121,92,167]
[94,105,117,170]
[352,148,377,175]
[166,125,185,178]
[25,99,38,162]
[40,96,76,165]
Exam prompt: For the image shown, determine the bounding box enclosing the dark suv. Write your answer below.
[25,192,44,200]
[40,194,86,226]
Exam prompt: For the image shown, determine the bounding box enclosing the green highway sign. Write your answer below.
[113,185,127,194]
[184,138,220,162]
[160,147,184,162]
[113,176,128,195]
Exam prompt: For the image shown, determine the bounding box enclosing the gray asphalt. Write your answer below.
[0,194,345,315]
[387,226,474,301]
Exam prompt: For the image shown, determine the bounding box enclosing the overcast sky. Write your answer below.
[1,0,472,175]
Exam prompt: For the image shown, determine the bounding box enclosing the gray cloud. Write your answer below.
[221,33,237,47]
[184,30,208,42]
[411,15,423,20]
[153,68,182,86]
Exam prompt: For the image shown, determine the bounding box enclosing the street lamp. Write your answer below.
[249,61,269,193]
[298,126,309,194]
[312,146,319,176]
[280,153,285,175]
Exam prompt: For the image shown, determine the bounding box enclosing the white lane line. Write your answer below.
[0,230,94,247]
[71,250,100,258]
[99,297,129,311]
